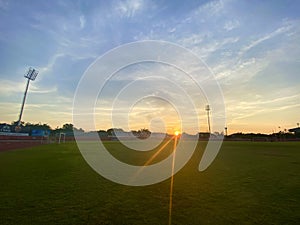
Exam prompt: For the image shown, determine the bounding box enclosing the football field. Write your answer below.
[0,141,299,225]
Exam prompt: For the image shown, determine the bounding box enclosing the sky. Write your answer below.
[0,0,299,134]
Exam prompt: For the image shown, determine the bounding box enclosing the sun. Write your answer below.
[174,131,180,136]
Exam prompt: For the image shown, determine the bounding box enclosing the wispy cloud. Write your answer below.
[115,0,147,18]
[240,24,293,55]
[196,0,225,16]
[198,37,240,58]
[223,20,240,31]
[39,53,66,73]
[0,79,57,96]
[0,80,25,95]
[79,15,86,29]
[30,85,58,94]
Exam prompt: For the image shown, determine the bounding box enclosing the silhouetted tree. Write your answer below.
[106,128,124,136]
[62,123,74,131]
[131,128,151,139]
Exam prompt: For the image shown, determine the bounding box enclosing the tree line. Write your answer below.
[1,121,152,138]
[1,121,299,139]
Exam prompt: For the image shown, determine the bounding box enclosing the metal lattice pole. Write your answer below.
[16,68,39,129]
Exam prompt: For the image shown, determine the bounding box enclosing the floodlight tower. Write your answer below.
[17,67,39,127]
[205,105,211,134]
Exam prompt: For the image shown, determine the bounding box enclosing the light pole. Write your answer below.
[16,68,39,130]
[206,105,211,134]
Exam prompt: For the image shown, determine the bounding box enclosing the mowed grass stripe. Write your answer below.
[0,141,299,225]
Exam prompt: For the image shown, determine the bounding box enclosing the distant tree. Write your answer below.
[140,128,151,137]
[98,130,108,137]
[11,121,24,126]
[107,128,124,136]
[74,127,84,132]
[62,123,74,131]
[107,128,114,136]
[10,121,51,132]
[132,128,151,139]
[32,123,51,130]
[131,130,138,136]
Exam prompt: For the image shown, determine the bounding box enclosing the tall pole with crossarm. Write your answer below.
[205,105,211,134]
[17,68,39,128]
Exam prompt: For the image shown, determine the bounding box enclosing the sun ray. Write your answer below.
[129,136,175,182]
[143,136,175,167]
[169,135,178,225]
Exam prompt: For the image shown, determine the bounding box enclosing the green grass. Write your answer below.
[0,141,299,225]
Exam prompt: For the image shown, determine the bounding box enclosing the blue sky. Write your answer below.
[0,0,299,134]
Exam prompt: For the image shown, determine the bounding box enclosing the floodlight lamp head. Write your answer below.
[205,105,210,111]
[24,67,39,81]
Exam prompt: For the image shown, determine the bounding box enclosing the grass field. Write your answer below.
[0,141,299,225]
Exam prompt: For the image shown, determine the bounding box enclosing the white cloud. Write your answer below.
[179,33,207,47]
[189,36,240,58]
[30,85,58,94]
[0,80,25,95]
[214,56,269,82]
[0,79,57,96]
[39,53,65,73]
[115,0,146,18]
[79,15,86,29]
[224,20,240,31]
[238,57,256,69]
[168,27,176,33]
[240,24,292,55]
[227,95,300,122]
[196,0,225,16]
[212,20,300,83]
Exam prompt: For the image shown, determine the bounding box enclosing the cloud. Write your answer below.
[30,85,58,94]
[39,53,66,73]
[79,15,86,29]
[214,56,269,83]
[196,0,225,16]
[168,27,176,33]
[211,20,300,84]
[224,20,240,31]
[240,24,293,55]
[0,79,57,96]
[0,80,25,95]
[199,37,240,57]
[179,36,240,60]
[115,0,146,18]
[229,100,300,122]
[179,34,207,47]
[223,81,300,128]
